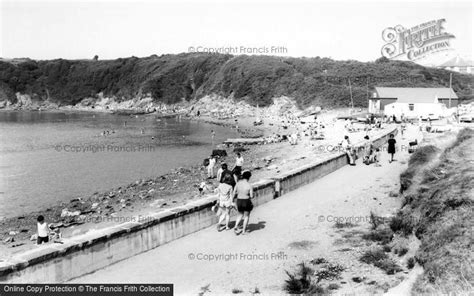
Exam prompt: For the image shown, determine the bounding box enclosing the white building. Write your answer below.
[369,87,458,118]
[438,56,474,75]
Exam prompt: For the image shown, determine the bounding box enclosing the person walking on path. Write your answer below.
[233,171,254,235]
[387,134,397,163]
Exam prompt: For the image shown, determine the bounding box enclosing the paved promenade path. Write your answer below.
[72,127,421,295]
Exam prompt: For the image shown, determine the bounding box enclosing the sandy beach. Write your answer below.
[0,106,392,258]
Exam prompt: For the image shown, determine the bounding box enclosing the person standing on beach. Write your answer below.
[207,156,216,179]
[220,163,236,187]
[387,134,396,163]
[216,163,224,182]
[233,171,254,235]
[211,130,216,147]
[36,215,50,245]
[235,152,244,172]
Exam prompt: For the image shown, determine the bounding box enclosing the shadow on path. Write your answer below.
[247,221,266,233]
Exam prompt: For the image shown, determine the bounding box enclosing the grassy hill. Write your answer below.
[0,54,472,108]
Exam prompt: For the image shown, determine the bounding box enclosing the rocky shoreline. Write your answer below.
[0,96,375,257]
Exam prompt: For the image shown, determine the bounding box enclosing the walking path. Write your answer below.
[71,126,421,295]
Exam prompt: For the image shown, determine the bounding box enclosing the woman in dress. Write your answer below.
[233,171,254,235]
[387,134,396,163]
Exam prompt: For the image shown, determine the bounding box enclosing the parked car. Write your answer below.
[421,113,440,121]
[459,113,474,123]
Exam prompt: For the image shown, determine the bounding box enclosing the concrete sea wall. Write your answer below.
[0,128,397,283]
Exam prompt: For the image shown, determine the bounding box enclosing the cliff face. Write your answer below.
[0,54,472,110]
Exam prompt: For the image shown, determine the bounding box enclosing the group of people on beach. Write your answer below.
[341,132,397,166]
[100,129,115,136]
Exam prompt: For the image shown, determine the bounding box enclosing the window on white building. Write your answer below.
[409,104,414,111]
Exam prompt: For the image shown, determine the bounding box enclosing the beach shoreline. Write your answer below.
[0,105,387,258]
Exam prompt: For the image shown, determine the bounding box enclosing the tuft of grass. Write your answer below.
[360,248,388,263]
[382,245,392,253]
[231,288,243,294]
[360,248,402,275]
[310,257,328,265]
[327,283,341,290]
[314,263,345,283]
[362,228,394,245]
[397,247,409,257]
[407,145,440,167]
[369,211,385,230]
[284,261,342,294]
[334,221,355,228]
[284,262,316,294]
[399,145,440,193]
[389,212,414,236]
[407,257,415,269]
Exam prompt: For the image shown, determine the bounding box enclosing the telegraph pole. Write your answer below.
[366,76,370,111]
[448,73,452,108]
[349,78,354,110]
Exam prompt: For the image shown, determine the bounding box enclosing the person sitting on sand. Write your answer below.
[373,148,381,167]
[199,181,210,195]
[233,171,254,235]
[36,215,50,245]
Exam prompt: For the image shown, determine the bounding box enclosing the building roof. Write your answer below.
[439,56,474,67]
[374,87,458,103]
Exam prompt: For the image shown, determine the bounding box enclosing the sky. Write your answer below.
[0,0,472,63]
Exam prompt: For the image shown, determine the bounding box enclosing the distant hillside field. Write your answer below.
[0,54,472,108]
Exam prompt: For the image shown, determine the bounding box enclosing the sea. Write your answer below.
[0,111,239,219]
